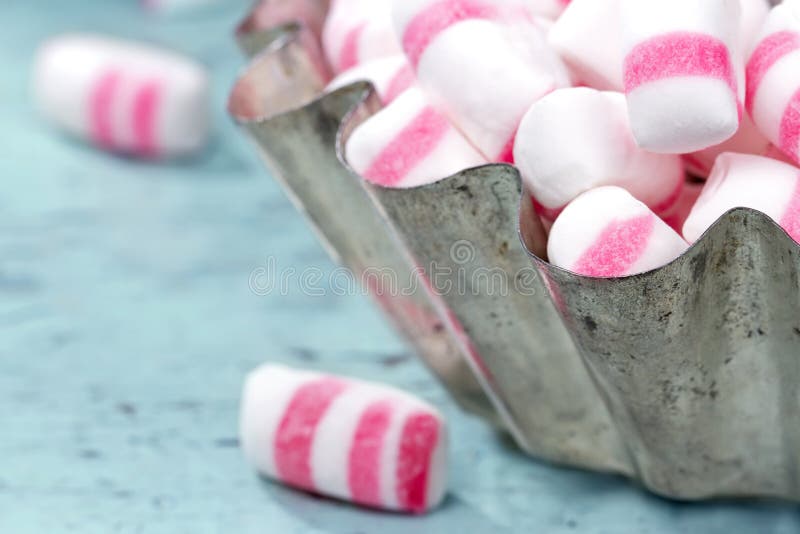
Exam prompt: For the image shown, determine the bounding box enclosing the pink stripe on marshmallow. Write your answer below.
[363,107,451,187]
[274,377,349,492]
[396,412,439,514]
[401,0,500,68]
[573,214,655,277]
[778,88,800,164]
[347,400,393,507]
[624,32,737,97]
[89,69,122,149]
[383,64,415,104]
[131,79,161,158]
[745,31,800,114]
[339,23,366,72]
[780,175,800,244]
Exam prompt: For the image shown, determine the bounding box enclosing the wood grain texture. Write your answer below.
[0,1,798,532]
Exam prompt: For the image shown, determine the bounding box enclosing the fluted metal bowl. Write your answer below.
[228,0,800,502]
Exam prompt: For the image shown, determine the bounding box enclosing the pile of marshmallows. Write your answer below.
[334,0,800,278]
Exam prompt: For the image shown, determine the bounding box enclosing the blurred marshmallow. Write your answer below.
[683,153,800,243]
[621,0,742,153]
[240,364,448,514]
[393,0,570,162]
[323,0,402,74]
[514,88,685,216]
[548,186,690,277]
[326,55,415,104]
[548,0,624,90]
[346,87,487,188]
[33,34,209,158]
[745,0,800,165]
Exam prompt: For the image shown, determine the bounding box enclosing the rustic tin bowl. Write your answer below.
[228,0,800,502]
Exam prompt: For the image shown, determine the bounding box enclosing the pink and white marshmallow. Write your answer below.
[745,0,800,166]
[548,0,624,91]
[739,0,771,52]
[683,153,800,244]
[548,186,690,277]
[682,113,772,178]
[393,0,571,162]
[240,364,448,514]
[346,87,487,188]
[323,0,402,74]
[326,55,415,105]
[514,88,685,218]
[620,0,742,153]
[33,34,209,158]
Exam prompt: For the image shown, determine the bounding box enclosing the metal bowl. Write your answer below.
[228,0,800,502]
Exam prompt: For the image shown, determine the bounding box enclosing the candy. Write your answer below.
[323,0,402,74]
[548,0,624,90]
[620,0,742,153]
[346,87,487,188]
[661,181,704,233]
[33,34,209,158]
[326,55,415,105]
[239,364,448,513]
[548,186,690,277]
[523,0,571,20]
[683,153,800,244]
[739,0,770,51]
[514,88,685,218]
[393,0,570,162]
[745,0,800,166]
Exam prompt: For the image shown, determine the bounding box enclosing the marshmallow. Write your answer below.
[739,0,771,52]
[523,0,571,20]
[326,55,415,105]
[514,88,685,217]
[548,186,690,277]
[393,0,570,162]
[682,113,772,178]
[661,181,704,233]
[620,0,742,153]
[33,34,209,158]
[683,153,800,244]
[745,0,800,166]
[346,87,488,188]
[323,0,402,74]
[548,0,624,90]
[240,364,448,514]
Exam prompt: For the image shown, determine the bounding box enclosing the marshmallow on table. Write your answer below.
[393,0,571,163]
[548,186,690,277]
[620,0,742,153]
[240,364,448,514]
[33,34,209,158]
[326,55,415,105]
[683,153,800,244]
[323,0,402,74]
[346,87,488,188]
[548,0,624,91]
[745,0,800,166]
[682,113,772,178]
[514,88,685,218]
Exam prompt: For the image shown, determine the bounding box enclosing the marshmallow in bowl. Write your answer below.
[548,186,690,277]
[326,55,415,105]
[346,87,487,188]
[323,0,402,74]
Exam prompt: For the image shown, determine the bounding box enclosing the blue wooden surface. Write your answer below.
[1,1,798,532]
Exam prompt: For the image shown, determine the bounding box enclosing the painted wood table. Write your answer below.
[0,1,798,532]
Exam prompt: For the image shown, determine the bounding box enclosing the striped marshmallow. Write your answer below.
[745,0,800,166]
[33,34,209,158]
[682,113,772,178]
[514,88,685,218]
[393,0,571,162]
[739,0,771,52]
[346,87,488,188]
[620,0,742,153]
[548,186,690,278]
[322,0,402,74]
[326,55,415,105]
[240,364,448,514]
[683,153,800,244]
[548,0,625,91]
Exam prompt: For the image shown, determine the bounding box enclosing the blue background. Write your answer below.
[1,1,798,532]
